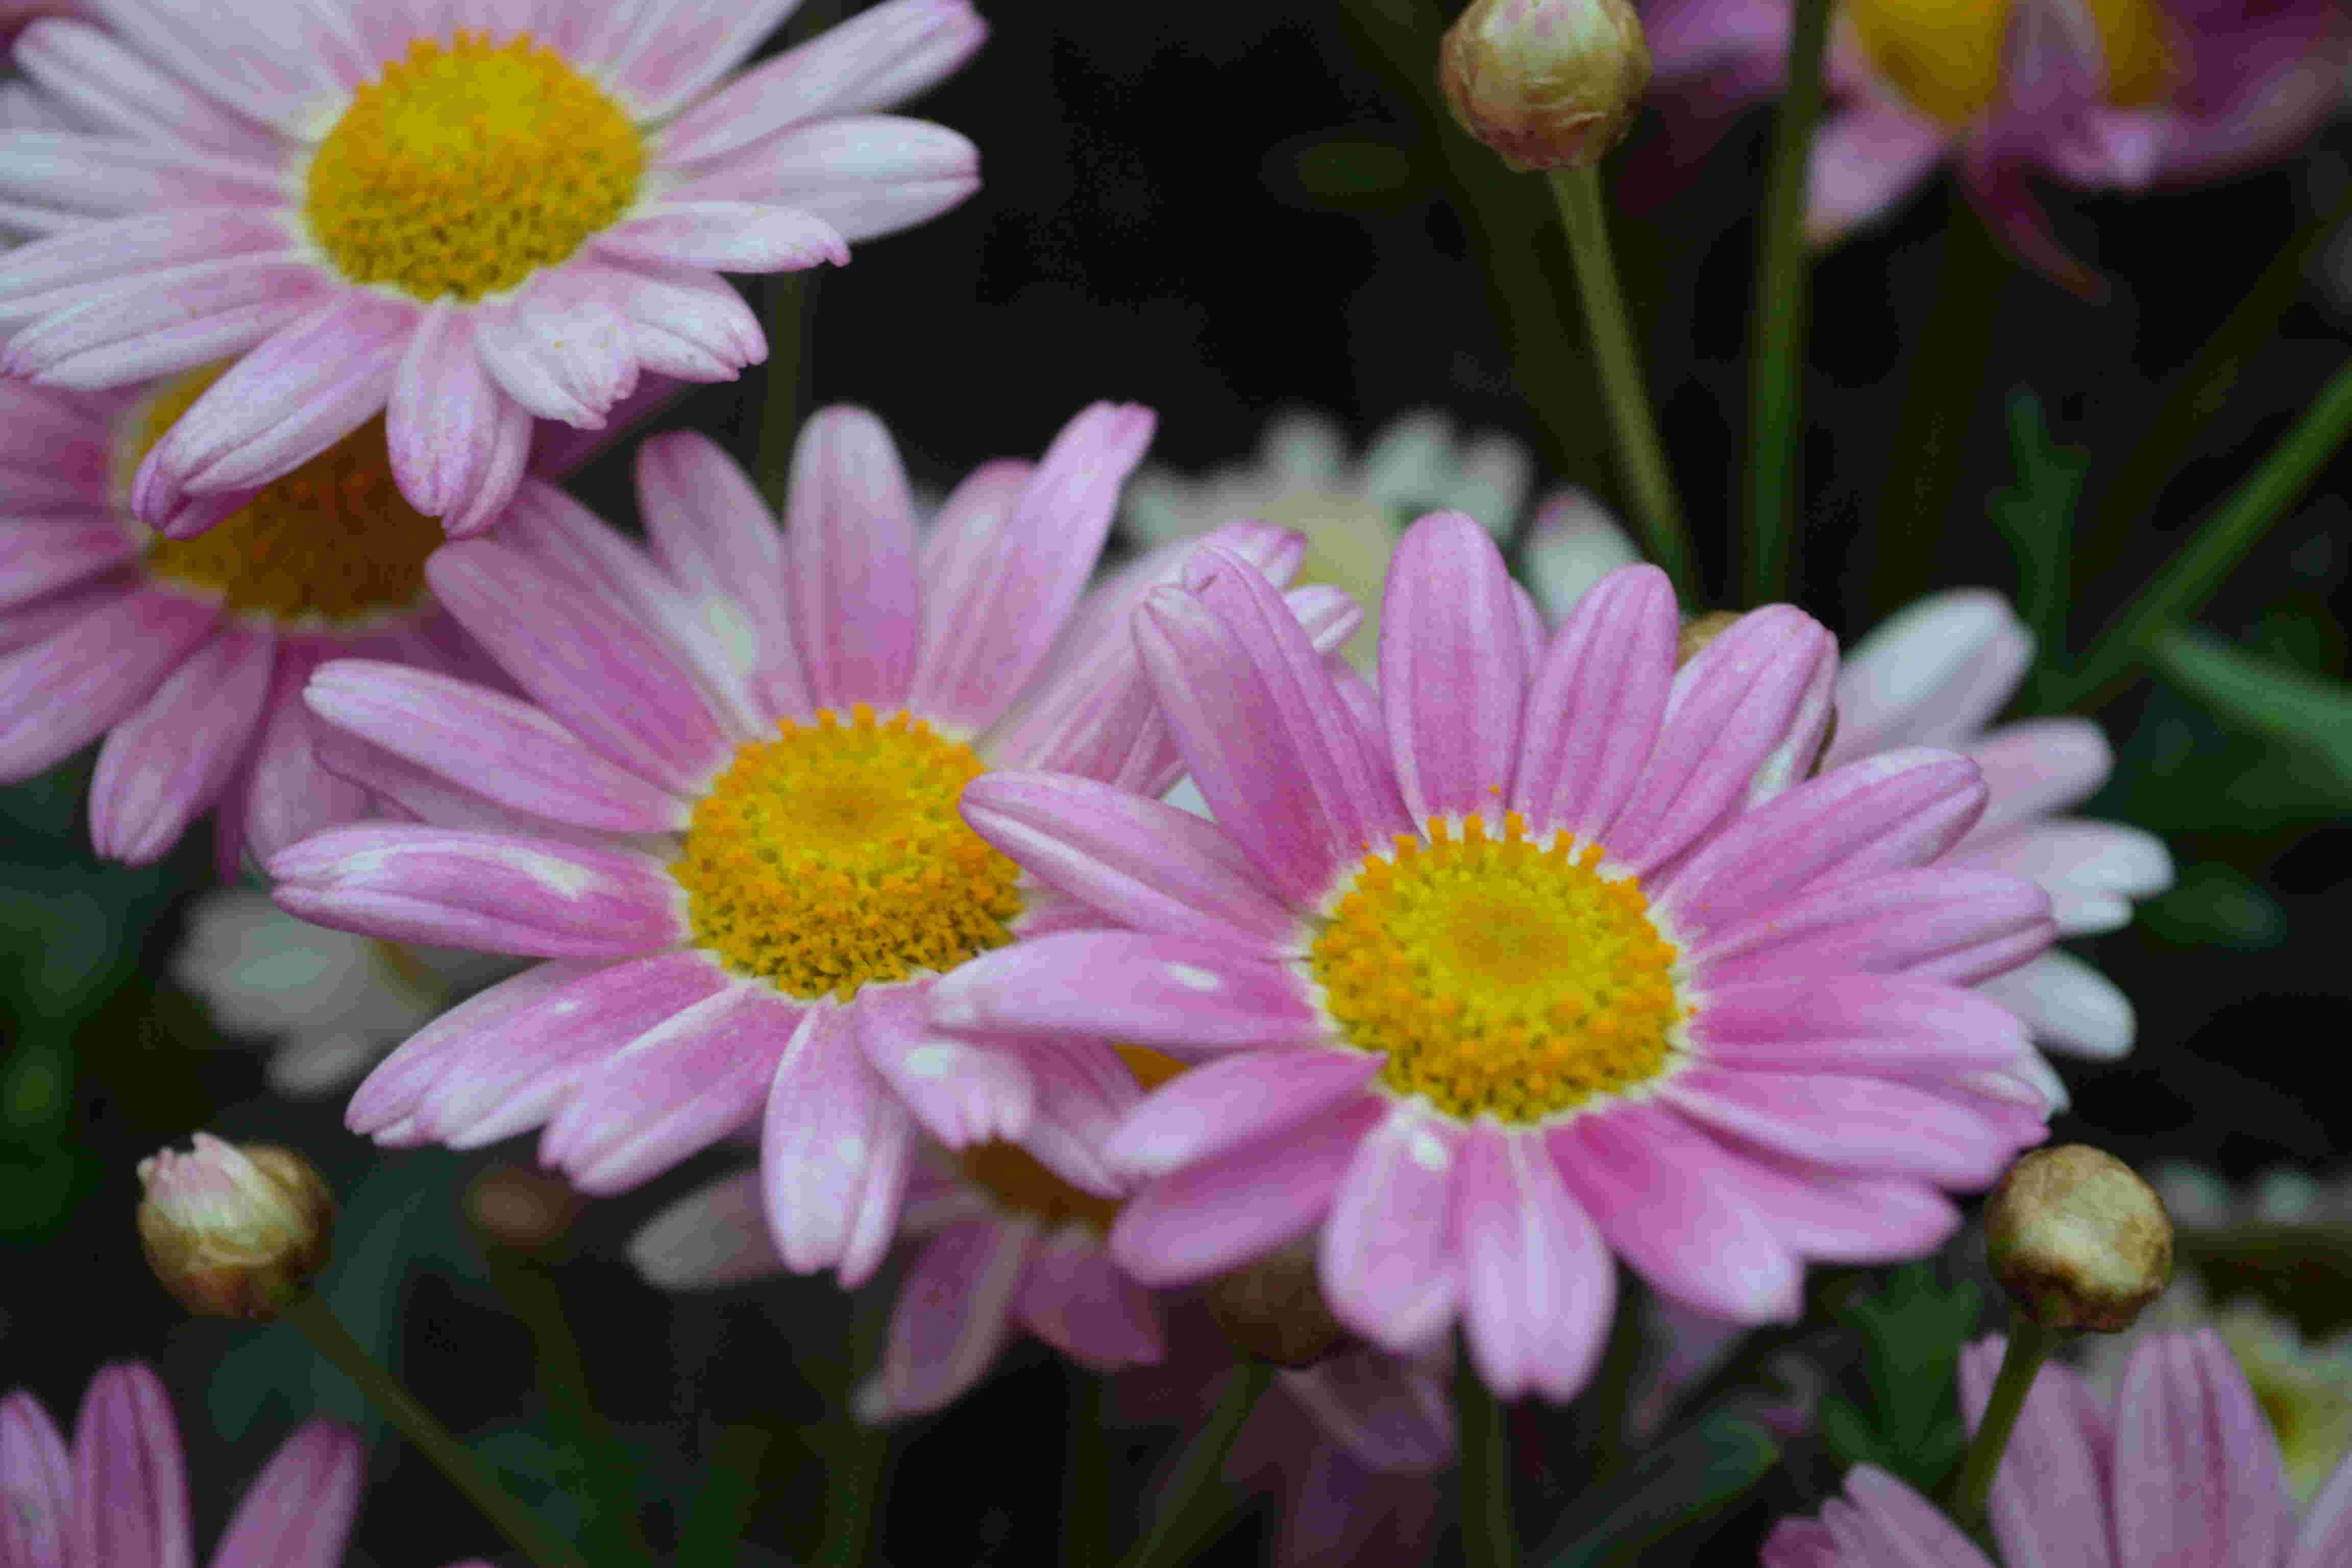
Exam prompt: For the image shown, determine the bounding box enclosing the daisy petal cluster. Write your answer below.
[0,1361,487,1568]
[271,401,1355,1284]
[1766,1329,2352,1568]
[0,0,986,534]
[931,510,2054,1400]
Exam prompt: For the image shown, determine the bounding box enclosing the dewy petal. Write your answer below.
[630,1168,786,1289]
[1510,564,1678,838]
[0,1389,71,1568]
[1318,1105,1462,1352]
[2113,1331,2294,1568]
[1455,1126,1615,1402]
[857,1217,1032,1422]
[786,405,921,713]
[855,983,1037,1151]
[1109,1095,1383,1286]
[928,931,1327,1051]
[1954,1339,2116,1568]
[1379,511,1525,822]
[761,1005,915,1286]
[207,1420,363,1568]
[0,590,217,779]
[959,772,1306,955]
[1104,1049,1383,1181]
[70,1363,194,1568]
[1974,948,2134,1059]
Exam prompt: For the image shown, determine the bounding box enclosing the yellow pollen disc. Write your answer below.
[673,706,1024,1002]
[1841,0,2175,125]
[128,368,442,623]
[1310,813,1680,1124]
[959,1047,1185,1230]
[305,30,644,302]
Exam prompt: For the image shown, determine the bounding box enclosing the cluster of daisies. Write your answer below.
[9,0,2336,1563]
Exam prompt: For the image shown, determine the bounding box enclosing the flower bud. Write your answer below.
[1203,1239,1354,1368]
[1439,0,1653,172]
[137,1134,335,1319]
[1986,1145,2174,1332]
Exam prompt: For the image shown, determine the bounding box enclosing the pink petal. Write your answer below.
[0,131,281,219]
[595,0,809,118]
[1603,606,1835,873]
[2290,1451,2352,1568]
[309,728,622,854]
[596,202,848,273]
[670,115,980,245]
[1509,564,1679,838]
[71,0,352,126]
[1104,1049,1383,1181]
[634,429,790,670]
[659,0,988,168]
[580,256,768,385]
[0,208,291,318]
[1962,718,2112,840]
[69,1363,193,1568]
[1830,590,2030,762]
[1014,1229,1164,1369]
[785,404,921,712]
[1953,1338,2116,1568]
[1017,1037,1158,1197]
[208,1420,363,1568]
[541,983,802,1193]
[232,642,373,866]
[1691,974,2029,1079]
[1549,1102,1803,1322]
[1659,1067,2033,1188]
[304,660,692,834]
[0,589,216,777]
[855,983,1037,1150]
[908,402,1156,733]
[10,21,278,157]
[857,1218,1032,1421]
[959,771,1305,954]
[1657,749,1991,938]
[1976,949,2134,1060]
[630,1168,786,1289]
[1835,1466,1995,1568]
[1455,1126,1615,1401]
[1690,867,2054,989]
[471,277,638,430]
[761,1004,915,1285]
[0,1389,71,1568]
[268,824,687,957]
[928,931,1327,1051]
[5,259,327,398]
[1807,106,1949,244]
[89,626,275,864]
[385,301,513,524]
[2113,1331,2293,1568]
[1109,1095,1383,1285]
[1379,511,1525,822]
[1679,1133,1961,1264]
[1950,820,2171,935]
[1318,1105,1462,1352]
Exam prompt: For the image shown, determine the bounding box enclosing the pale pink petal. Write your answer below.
[1319,1105,1462,1352]
[70,1363,193,1568]
[855,984,1036,1150]
[1830,590,2030,762]
[304,661,693,834]
[1603,606,1837,872]
[669,115,979,244]
[596,0,810,118]
[1679,1134,1961,1264]
[1975,948,2134,1059]
[635,430,789,659]
[1954,1339,2115,1568]
[1510,564,1678,837]
[1691,975,2030,1079]
[1690,867,2054,988]
[4,262,328,395]
[1807,106,1949,244]
[79,0,349,126]
[1379,511,1525,822]
[0,209,293,318]
[427,540,734,792]
[856,1218,1032,1421]
[630,1168,785,1290]
[0,525,130,610]
[0,589,216,777]
[1104,1049,1382,1181]
[658,0,987,168]
[2289,1451,2352,1568]
[440,399,534,540]
[1456,1126,1615,1401]
[0,1390,70,1568]
[762,1004,915,1285]
[596,202,847,274]
[1657,749,1989,936]
[785,405,921,712]
[1550,1103,1803,1321]
[542,983,801,1193]
[385,300,516,524]
[928,932,1326,1051]
[232,643,373,865]
[1963,718,2112,839]
[1109,1096,1383,1285]
[1836,1466,1996,1568]
[0,130,281,218]
[1949,820,2172,934]
[308,729,624,854]
[89,627,274,864]
[908,403,1156,733]
[472,278,639,430]
[208,1420,363,1568]
[2113,1331,2294,1568]
[1659,1068,2032,1188]
[11,21,277,157]
[268,824,686,957]
[1014,1229,1164,1369]
[959,772,1306,954]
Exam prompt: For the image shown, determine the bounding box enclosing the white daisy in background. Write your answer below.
[173,887,512,1097]
[1121,408,1532,667]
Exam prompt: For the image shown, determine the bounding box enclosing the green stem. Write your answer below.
[1115,1360,1273,1568]
[679,1424,773,1568]
[756,274,809,512]
[1457,1361,1516,1568]
[1546,166,1694,599]
[1743,0,1835,607]
[1060,1369,1118,1568]
[1943,1314,2062,1538]
[814,1303,892,1568]
[2057,354,2352,710]
[275,1289,590,1568]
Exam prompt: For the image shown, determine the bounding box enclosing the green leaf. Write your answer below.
[2098,684,2352,831]
[2153,627,2352,795]
[1988,391,2089,675]
[1534,1413,1778,1568]
[1824,1265,1983,1493]
[2140,862,2288,951]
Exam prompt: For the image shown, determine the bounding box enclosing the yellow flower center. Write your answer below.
[1310,813,1681,1123]
[673,706,1024,1001]
[127,369,442,623]
[958,1047,1186,1230]
[304,31,644,302]
[1841,0,2175,126]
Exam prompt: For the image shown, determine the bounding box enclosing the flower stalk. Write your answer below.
[1942,1312,2063,1537]
[1116,1360,1275,1568]
[1459,1358,1518,1568]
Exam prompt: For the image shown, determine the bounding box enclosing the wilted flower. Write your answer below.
[1985,1144,2173,1331]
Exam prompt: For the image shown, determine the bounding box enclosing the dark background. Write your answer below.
[4,2,2348,1562]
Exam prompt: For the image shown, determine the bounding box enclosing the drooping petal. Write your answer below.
[928,932,1326,1051]
[1015,1228,1164,1369]
[1319,1105,1462,1353]
[1510,564,1678,838]
[630,1168,786,1289]
[1379,511,1525,822]
[1807,106,1949,244]
[855,1218,1032,1421]
[1455,1126,1615,1401]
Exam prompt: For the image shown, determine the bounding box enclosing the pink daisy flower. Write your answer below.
[0,369,505,870]
[1826,589,2171,1109]
[270,402,1358,1283]
[1638,0,2350,287]
[0,0,985,536]
[0,1360,487,1568]
[1766,1329,2352,1567]
[929,510,2055,1401]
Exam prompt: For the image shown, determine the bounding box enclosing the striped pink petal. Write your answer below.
[1954,1339,2116,1568]
[1318,1105,1462,1352]
[2113,1330,2294,1568]
[1659,1068,2028,1188]
[1103,1049,1382,1181]
[1689,975,2029,1079]
[88,626,273,864]
[857,1218,1032,1421]
[928,931,1326,1050]
[785,405,921,713]
[670,116,980,244]
[69,1363,192,1568]
[761,1005,913,1286]
[1454,1126,1614,1401]
[1379,511,1525,822]
[0,588,216,777]
[1690,868,2055,989]
[1509,564,1678,837]
[855,983,1037,1150]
